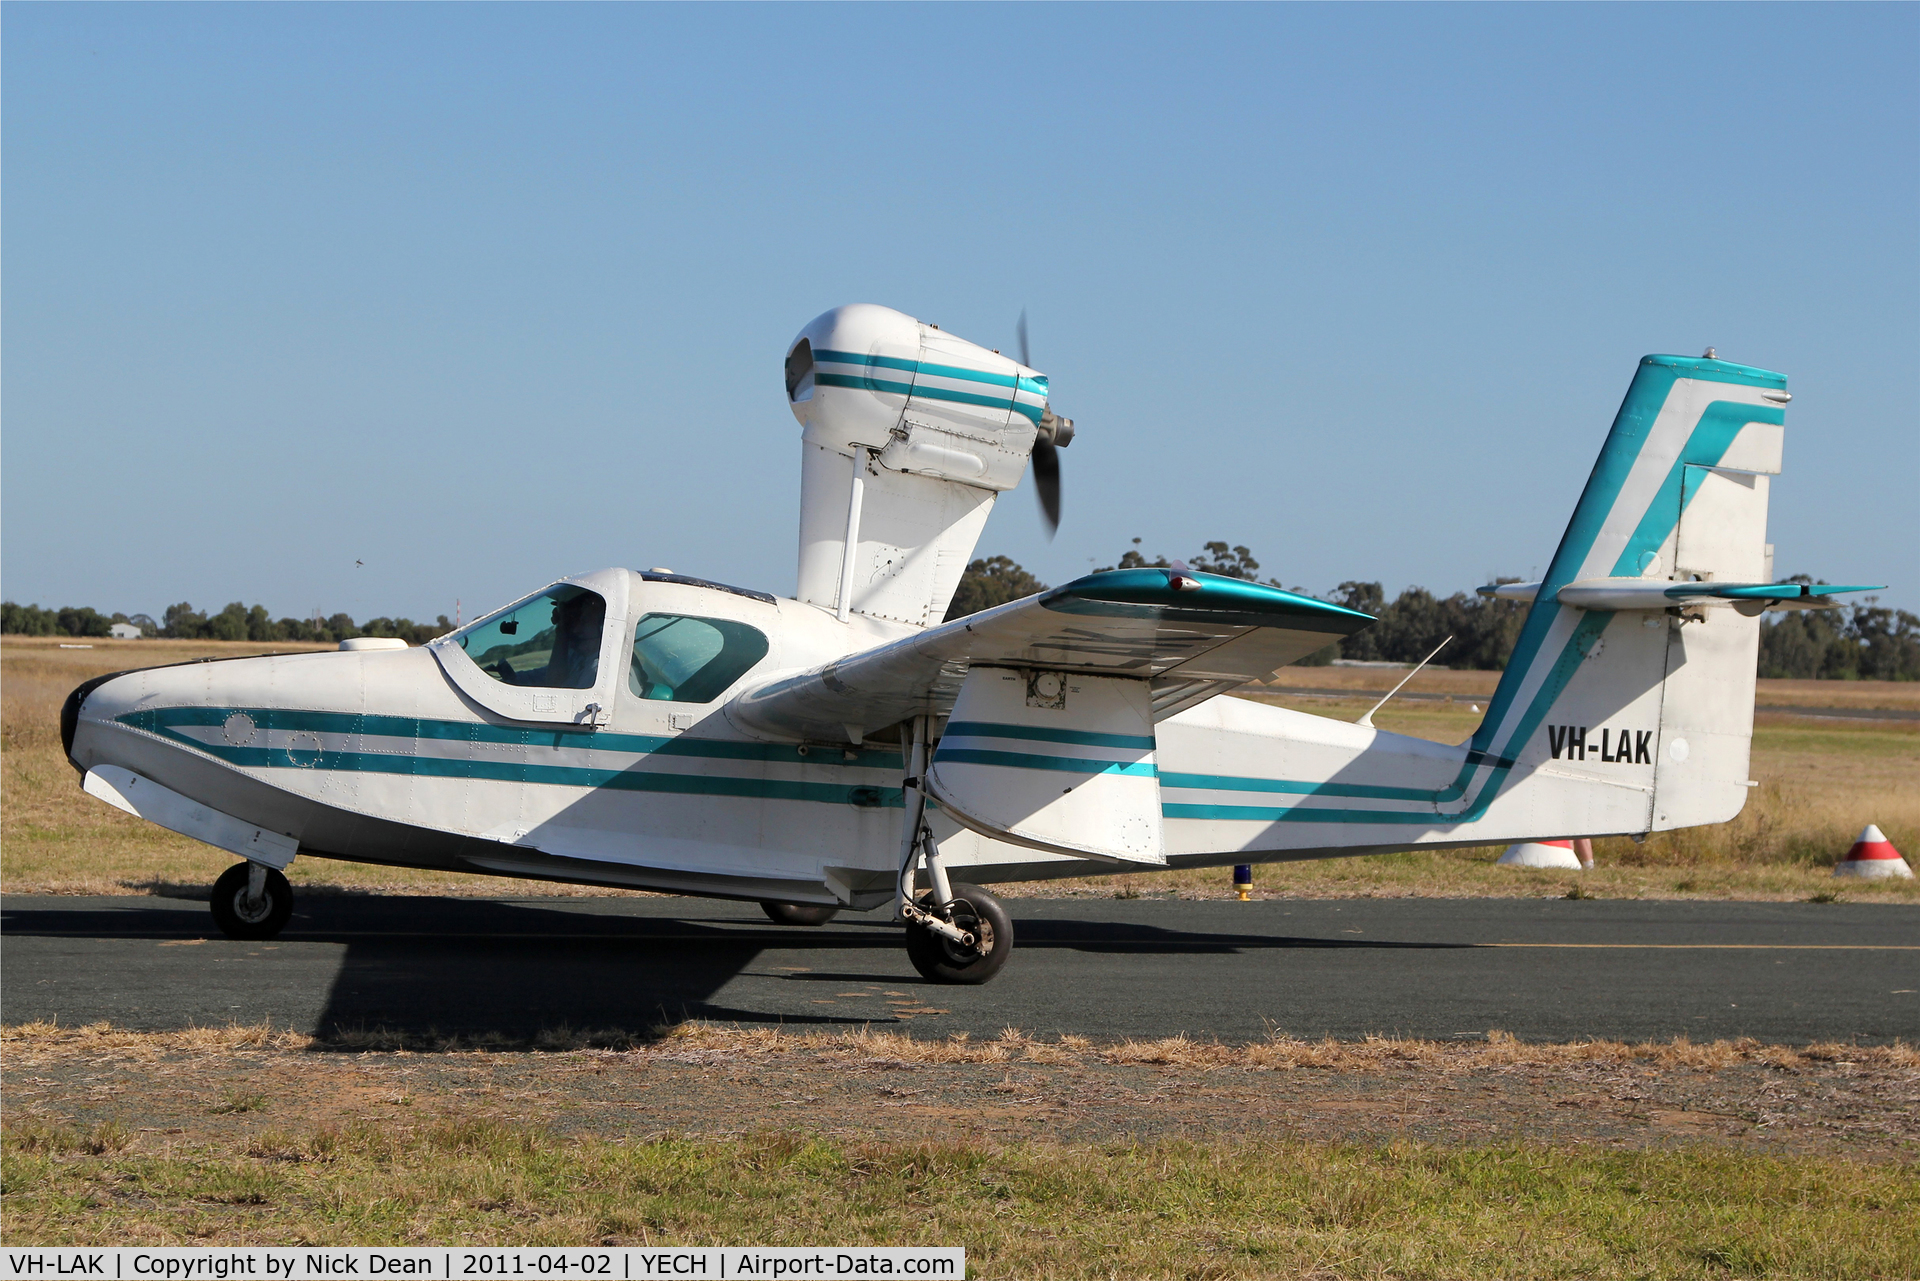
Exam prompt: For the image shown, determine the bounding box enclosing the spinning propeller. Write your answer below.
[1018,310,1074,535]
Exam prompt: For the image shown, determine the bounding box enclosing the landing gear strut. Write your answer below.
[895,716,1015,985]
[210,861,293,940]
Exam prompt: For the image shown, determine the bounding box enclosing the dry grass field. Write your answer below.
[5,635,1913,901]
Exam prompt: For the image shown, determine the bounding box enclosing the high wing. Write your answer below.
[729,568,1375,744]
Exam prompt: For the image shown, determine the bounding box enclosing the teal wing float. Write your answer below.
[730,569,1374,744]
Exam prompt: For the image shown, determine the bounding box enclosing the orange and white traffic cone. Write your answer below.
[1497,839,1584,869]
[1833,824,1913,879]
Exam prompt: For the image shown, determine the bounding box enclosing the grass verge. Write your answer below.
[8,1023,1916,1272]
[9,1018,1919,1070]
[6,1123,1916,1276]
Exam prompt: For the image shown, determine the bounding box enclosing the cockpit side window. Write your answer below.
[455,586,606,690]
[629,614,770,703]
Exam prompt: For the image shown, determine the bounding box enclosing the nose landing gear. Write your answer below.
[210,861,293,940]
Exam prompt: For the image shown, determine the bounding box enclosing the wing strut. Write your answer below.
[894,716,931,915]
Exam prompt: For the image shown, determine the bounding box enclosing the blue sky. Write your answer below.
[5,3,1915,624]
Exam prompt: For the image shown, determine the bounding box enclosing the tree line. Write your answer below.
[1,600,451,647]
[948,542,1920,680]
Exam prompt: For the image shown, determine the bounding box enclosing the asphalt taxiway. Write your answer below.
[3,893,1914,1043]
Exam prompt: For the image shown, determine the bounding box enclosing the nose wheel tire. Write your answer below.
[210,863,293,940]
[760,901,839,927]
[905,883,1013,985]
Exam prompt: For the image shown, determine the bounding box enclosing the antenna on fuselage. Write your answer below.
[1355,636,1453,729]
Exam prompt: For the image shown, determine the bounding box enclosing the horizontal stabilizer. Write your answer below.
[730,569,1373,744]
[1477,578,1880,613]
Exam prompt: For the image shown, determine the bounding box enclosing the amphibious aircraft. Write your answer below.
[63,304,1880,984]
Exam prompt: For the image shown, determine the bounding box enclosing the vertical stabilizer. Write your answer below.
[787,305,1047,626]
[1471,354,1789,830]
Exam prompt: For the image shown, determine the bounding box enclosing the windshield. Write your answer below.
[456,585,606,690]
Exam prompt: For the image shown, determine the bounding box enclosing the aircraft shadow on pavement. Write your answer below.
[1,898,1468,1043]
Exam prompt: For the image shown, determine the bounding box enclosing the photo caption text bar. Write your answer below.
[0,1249,964,1281]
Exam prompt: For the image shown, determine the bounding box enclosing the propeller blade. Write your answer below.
[1032,437,1061,535]
[1017,308,1063,534]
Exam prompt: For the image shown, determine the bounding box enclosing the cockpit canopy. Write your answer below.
[435,569,776,725]
[457,584,605,690]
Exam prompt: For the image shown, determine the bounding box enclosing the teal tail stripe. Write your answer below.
[933,748,1158,778]
[1471,357,1785,766]
[944,720,1156,751]
[1608,399,1784,579]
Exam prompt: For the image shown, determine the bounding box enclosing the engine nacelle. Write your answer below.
[785,305,1053,627]
[787,304,1045,489]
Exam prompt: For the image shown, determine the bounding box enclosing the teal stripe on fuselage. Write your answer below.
[1164,802,1458,824]
[118,707,903,770]
[118,705,1541,828]
[1158,772,1447,802]
[943,720,1155,751]
[147,740,907,806]
[114,707,908,808]
[932,748,1158,778]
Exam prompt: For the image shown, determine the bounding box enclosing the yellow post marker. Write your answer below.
[1232,863,1253,901]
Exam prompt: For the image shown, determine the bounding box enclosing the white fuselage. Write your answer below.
[66,564,1712,911]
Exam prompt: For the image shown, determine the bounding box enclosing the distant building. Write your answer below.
[109,623,143,640]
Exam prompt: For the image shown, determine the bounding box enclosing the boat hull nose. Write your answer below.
[62,670,139,773]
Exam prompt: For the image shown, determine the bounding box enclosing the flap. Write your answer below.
[728,568,1373,744]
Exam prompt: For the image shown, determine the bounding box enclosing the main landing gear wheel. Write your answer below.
[209,862,293,941]
[905,883,1013,985]
[760,901,839,927]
